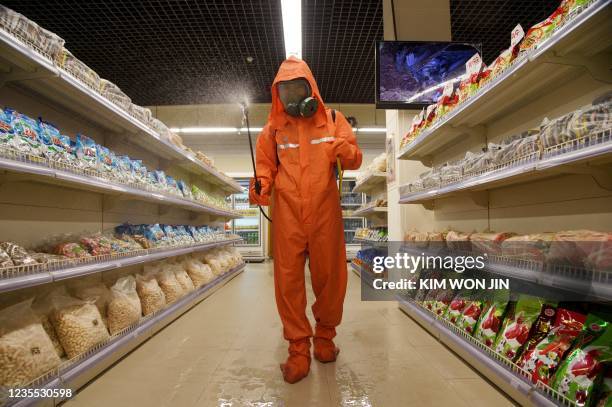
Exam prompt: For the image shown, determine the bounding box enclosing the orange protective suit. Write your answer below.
[249,57,362,382]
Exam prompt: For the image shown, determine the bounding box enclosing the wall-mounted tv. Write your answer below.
[376,41,481,109]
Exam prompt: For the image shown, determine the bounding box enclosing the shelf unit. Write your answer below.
[351,206,388,218]
[391,2,612,406]
[0,29,242,194]
[352,171,387,194]
[397,296,572,407]
[397,0,611,162]
[0,237,242,294]
[5,263,245,407]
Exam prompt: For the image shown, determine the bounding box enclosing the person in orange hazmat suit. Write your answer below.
[249,56,362,384]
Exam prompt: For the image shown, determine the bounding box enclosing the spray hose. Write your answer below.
[336,158,344,199]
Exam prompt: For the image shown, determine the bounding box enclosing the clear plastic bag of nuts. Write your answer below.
[135,271,166,316]
[0,299,61,387]
[107,276,142,335]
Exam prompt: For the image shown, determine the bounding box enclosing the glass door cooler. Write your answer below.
[226,178,266,261]
[340,178,366,260]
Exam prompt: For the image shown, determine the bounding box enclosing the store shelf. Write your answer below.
[4,263,245,407]
[0,237,242,294]
[352,172,387,194]
[352,237,387,245]
[0,153,241,218]
[399,127,612,206]
[0,29,241,195]
[397,0,612,162]
[397,296,573,407]
[351,206,388,218]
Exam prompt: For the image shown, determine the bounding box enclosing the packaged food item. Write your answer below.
[515,304,557,362]
[8,109,42,156]
[462,150,490,175]
[552,314,611,406]
[73,282,111,318]
[457,300,485,334]
[547,230,610,267]
[116,156,134,184]
[128,104,152,124]
[595,369,611,407]
[37,119,66,162]
[131,159,148,184]
[501,233,556,262]
[520,308,586,384]
[470,232,516,256]
[429,289,454,317]
[457,53,484,103]
[107,276,142,335]
[0,247,15,268]
[495,295,545,360]
[444,292,471,325]
[60,50,100,91]
[445,230,472,252]
[32,288,67,357]
[156,268,185,304]
[0,241,37,266]
[0,108,15,149]
[95,144,113,175]
[135,272,166,316]
[48,292,109,359]
[0,299,61,387]
[53,242,91,258]
[100,79,131,110]
[519,1,570,53]
[165,175,180,195]
[183,259,214,288]
[75,134,98,169]
[177,180,193,199]
[174,268,195,293]
[28,251,64,264]
[474,292,511,348]
[79,233,113,256]
[0,5,65,62]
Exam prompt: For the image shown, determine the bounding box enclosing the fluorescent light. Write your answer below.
[170,127,264,134]
[281,0,302,59]
[354,128,387,133]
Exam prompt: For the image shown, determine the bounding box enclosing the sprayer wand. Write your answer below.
[241,102,273,223]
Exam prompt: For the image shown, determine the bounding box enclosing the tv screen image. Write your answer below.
[376,41,480,109]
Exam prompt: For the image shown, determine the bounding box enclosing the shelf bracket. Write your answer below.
[549,163,612,191]
[417,155,434,167]
[468,191,489,207]
[420,201,435,210]
[541,52,612,84]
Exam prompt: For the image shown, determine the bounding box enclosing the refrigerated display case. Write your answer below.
[226,179,266,261]
[340,178,368,260]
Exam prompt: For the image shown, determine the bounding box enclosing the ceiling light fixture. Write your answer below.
[280,0,302,59]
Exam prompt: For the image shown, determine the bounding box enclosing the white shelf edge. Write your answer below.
[5,264,245,407]
[0,238,242,293]
[352,172,387,193]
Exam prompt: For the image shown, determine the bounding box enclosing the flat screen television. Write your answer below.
[376,41,481,109]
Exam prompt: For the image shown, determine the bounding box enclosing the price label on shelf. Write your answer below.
[465,53,483,76]
[511,24,524,47]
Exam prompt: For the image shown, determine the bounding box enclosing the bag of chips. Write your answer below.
[474,292,510,348]
[495,296,545,361]
[8,109,42,156]
[135,272,166,316]
[75,134,97,169]
[0,241,37,266]
[514,304,557,362]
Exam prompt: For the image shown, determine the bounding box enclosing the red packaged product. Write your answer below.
[53,242,91,258]
[520,308,586,385]
[470,232,516,256]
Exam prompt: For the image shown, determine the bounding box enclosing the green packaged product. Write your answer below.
[552,315,612,406]
[444,291,471,325]
[494,295,544,360]
[595,369,611,407]
[457,300,485,335]
[474,291,510,348]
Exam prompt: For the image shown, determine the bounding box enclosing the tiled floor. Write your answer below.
[67,262,516,406]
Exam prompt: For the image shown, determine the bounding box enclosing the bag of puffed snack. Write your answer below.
[107,276,142,335]
[135,272,166,316]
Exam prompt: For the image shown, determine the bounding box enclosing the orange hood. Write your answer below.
[269,56,327,130]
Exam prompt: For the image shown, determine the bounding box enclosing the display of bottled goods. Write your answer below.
[355,153,387,184]
[0,225,238,272]
[355,227,389,242]
[0,5,232,183]
[403,228,611,271]
[344,218,365,232]
[238,231,259,245]
[0,247,244,390]
[399,0,601,151]
[0,107,233,212]
[402,96,611,192]
[406,282,611,407]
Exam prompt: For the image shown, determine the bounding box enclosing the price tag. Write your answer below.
[443,81,454,97]
[511,24,524,47]
[465,53,483,76]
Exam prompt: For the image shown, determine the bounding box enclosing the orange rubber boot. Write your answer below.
[280,339,311,384]
[313,325,340,363]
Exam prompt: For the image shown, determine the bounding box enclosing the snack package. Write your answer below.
[456,53,484,103]
[177,180,193,200]
[552,314,612,406]
[444,292,471,325]
[165,175,180,196]
[8,109,42,156]
[0,247,15,268]
[95,144,113,175]
[0,108,15,149]
[107,276,142,335]
[116,156,134,184]
[475,299,513,347]
[48,293,109,359]
[37,119,66,162]
[520,308,586,385]
[156,268,185,304]
[595,370,611,407]
[53,242,91,258]
[547,230,611,267]
[154,170,168,189]
[75,134,98,169]
[183,259,214,288]
[501,233,556,262]
[131,159,148,184]
[494,295,545,360]
[174,268,195,293]
[73,282,112,318]
[0,241,37,266]
[515,304,558,362]
[135,272,166,316]
[32,287,69,358]
[161,225,177,245]
[520,1,572,53]
[79,234,114,256]
[457,300,485,334]
[445,230,472,252]
[471,232,516,256]
[430,289,454,317]
[0,299,61,387]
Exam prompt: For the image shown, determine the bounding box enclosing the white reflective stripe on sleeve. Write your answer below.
[277,143,299,150]
[310,137,335,145]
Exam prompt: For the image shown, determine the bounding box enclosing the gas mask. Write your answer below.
[277,78,319,118]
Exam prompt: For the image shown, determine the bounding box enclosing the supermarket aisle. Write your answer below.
[68,263,515,407]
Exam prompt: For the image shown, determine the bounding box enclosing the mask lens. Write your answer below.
[278,79,310,106]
